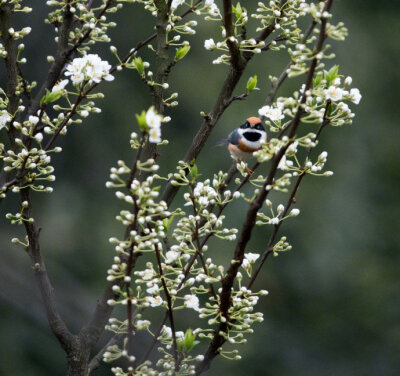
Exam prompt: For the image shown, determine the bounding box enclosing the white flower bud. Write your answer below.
[34,133,43,143]
[290,208,300,216]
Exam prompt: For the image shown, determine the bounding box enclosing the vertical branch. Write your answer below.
[223,0,242,68]
[27,2,74,117]
[0,4,21,149]
[19,189,75,352]
[140,0,170,165]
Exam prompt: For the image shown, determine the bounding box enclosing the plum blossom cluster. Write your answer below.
[65,54,114,85]
[256,66,361,143]
[146,107,162,143]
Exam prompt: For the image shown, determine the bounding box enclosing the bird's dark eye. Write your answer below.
[254,123,265,131]
[240,121,250,129]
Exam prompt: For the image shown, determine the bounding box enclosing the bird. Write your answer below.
[223,116,267,161]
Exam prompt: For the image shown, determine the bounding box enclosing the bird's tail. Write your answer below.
[214,138,229,147]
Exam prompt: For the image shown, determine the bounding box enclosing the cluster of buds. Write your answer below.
[257,200,300,226]
[46,0,120,49]
[252,0,309,40]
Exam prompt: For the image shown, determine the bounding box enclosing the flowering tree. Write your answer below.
[0,0,361,375]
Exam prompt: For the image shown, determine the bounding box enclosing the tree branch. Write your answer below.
[19,188,75,352]
[196,1,333,372]
[248,115,330,290]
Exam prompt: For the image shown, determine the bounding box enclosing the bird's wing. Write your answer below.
[215,129,240,147]
[227,129,240,145]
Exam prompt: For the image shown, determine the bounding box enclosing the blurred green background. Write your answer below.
[1,0,399,375]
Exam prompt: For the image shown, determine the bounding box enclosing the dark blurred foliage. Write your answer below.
[1,0,399,375]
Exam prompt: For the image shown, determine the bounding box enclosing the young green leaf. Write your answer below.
[133,57,145,76]
[325,65,339,85]
[246,75,258,93]
[40,89,63,106]
[177,329,199,353]
[175,45,190,61]
[189,164,198,179]
[135,110,147,131]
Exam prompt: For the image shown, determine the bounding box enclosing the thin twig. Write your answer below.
[87,333,124,374]
[154,241,179,369]
[247,116,330,290]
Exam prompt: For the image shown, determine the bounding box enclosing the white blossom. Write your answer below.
[204,38,216,50]
[146,107,162,143]
[0,110,11,130]
[146,296,163,307]
[258,105,284,121]
[324,85,344,101]
[242,252,260,270]
[141,268,154,281]
[149,127,162,144]
[171,0,185,10]
[52,79,68,92]
[165,250,179,264]
[349,88,361,104]
[146,284,160,295]
[184,294,200,311]
[65,54,114,85]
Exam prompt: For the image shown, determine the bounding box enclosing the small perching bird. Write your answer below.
[224,116,267,160]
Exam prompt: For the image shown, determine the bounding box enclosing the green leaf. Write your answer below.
[246,75,258,93]
[135,110,147,131]
[232,2,242,18]
[325,65,339,85]
[177,329,198,353]
[175,45,191,61]
[189,164,198,179]
[133,57,145,75]
[40,88,63,106]
[313,72,323,88]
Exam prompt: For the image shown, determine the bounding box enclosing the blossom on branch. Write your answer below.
[0,110,11,130]
[65,54,114,85]
[145,107,162,143]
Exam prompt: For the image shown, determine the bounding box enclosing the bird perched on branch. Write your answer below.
[221,116,267,161]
